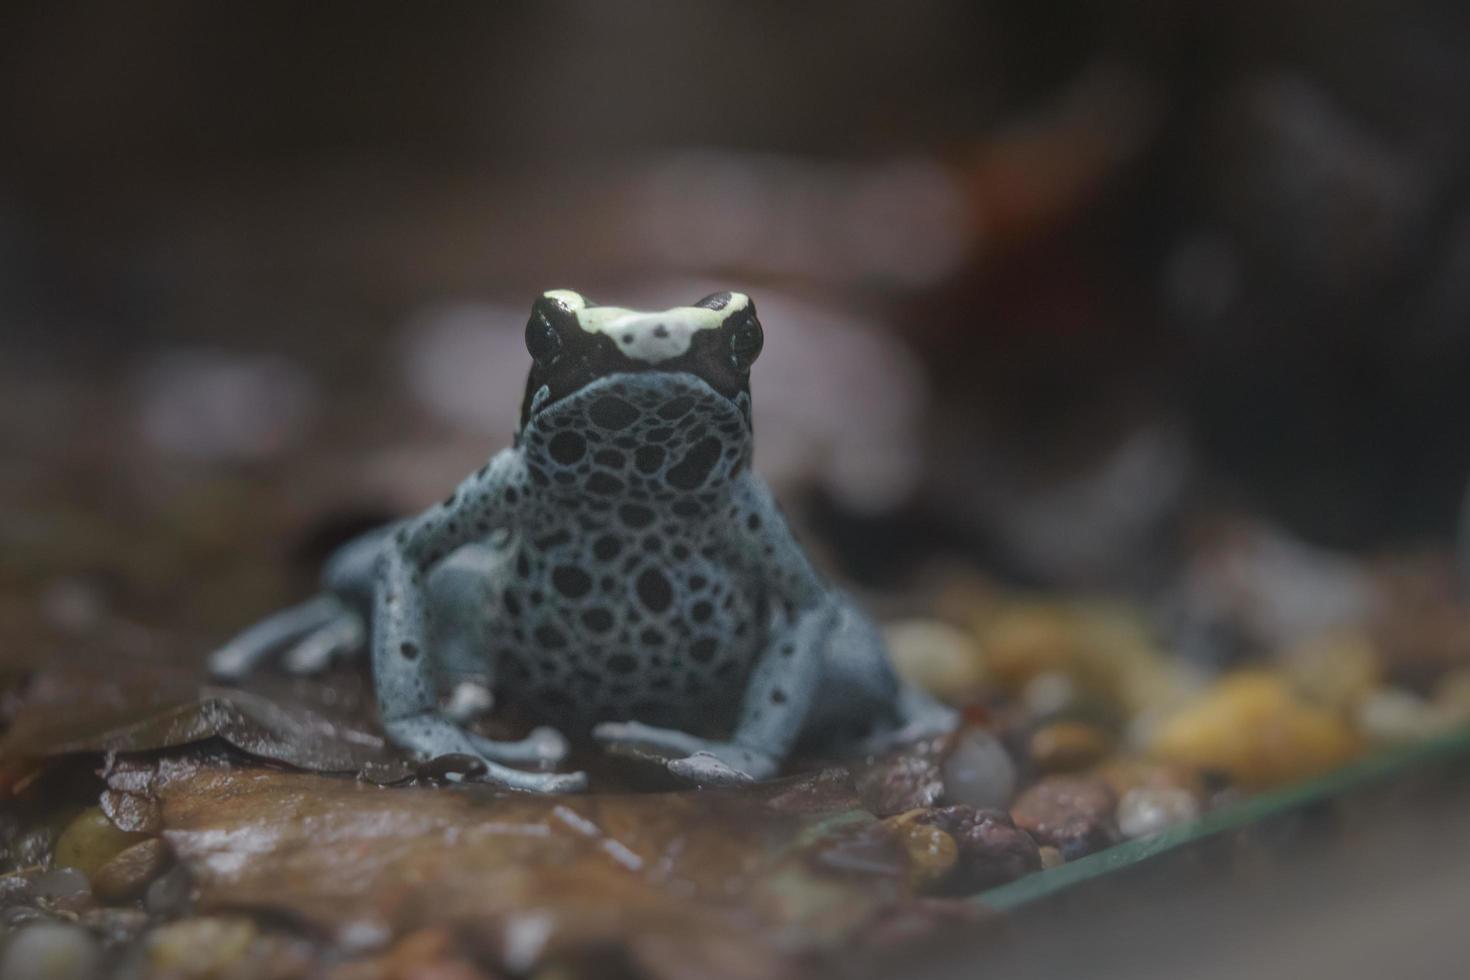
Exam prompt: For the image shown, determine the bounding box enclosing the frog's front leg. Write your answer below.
[593,474,833,785]
[376,451,586,793]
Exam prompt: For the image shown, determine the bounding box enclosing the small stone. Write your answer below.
[144,866,194,916]
[1021,671,1080,718]
[92,838,170,904]
[2,907,55,928]
[1435,668,1470,725]
[53,807,150,879]
[1010,775,1118,860]
[1116,787,1200,838]
[1283,629,1378,712]
[1148,672,1359,789]
[914,805,1042,892]
[1038,846,1065,869]
[29,868,91,902]
[881,811,960,890]
[884,619,988,706]
[1093,757,1202,801]
[940,727,1017,810]
[1028,721,1112,773]
[81,907,150,948]
[144,917,259,977]
[0,923,102,980]
[1356,687,1449,744]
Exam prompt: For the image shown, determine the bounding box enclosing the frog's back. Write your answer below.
[493,376,763,735]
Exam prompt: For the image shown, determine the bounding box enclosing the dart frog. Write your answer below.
[211,290,954,791]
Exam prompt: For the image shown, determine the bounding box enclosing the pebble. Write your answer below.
[1436,668,1470,725]
[1038,846,1065,869]
[80,907,150,948]
[1355,687,1447,744]
[144,917,259,977]
[53,808,150,879]
[881,811,960,890]
[884,619,988,706]
[940,728,1017,810]
[1010,775,1118,860]
[1283,629,1378,712]
[1028,721,1112,773]
[1116,787,1201,838]
[28,868,91,903]
[0,923,102,980]
[144,866,194,917]
[92,838,170,904]
[1148,672,1359,789]
[914,805,1042,892]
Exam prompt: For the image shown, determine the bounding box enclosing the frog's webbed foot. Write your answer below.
[209,595,363,680]
[591,721,778,785]
[389,713,586,793]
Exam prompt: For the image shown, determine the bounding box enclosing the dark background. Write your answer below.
[4,1,1470,600]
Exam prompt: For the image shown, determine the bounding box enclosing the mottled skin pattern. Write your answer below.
[212,290,954,792]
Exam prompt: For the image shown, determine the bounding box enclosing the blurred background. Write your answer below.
[4,3,1470,976]
[6,1,1470,651]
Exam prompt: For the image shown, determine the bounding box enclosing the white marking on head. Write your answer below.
[542,290,751,363]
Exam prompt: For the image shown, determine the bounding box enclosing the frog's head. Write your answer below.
[515,290,763,497]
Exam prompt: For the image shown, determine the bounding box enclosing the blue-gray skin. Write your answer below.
[211,290,954,792]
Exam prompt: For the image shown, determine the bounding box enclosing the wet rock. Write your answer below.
[940,728,1016,810]
[1149,672,1359,789]
[0,872,32,903]
[1116,787,1200,839]
[53,807,150,879]
[1094,758,1203,801]
[10,827,54,870]
[1038,846,1064,870]
[0,923,101,980]
[92,838,170,904]
[1010,775,1118,860]
[884,619,988,706]
[914,806,1042,892]
[1028,721,1111,773]
[857,742,946,816]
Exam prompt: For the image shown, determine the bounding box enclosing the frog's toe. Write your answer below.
[666,752,759,786]
[476,767,588,794]
[281,612,365,675]
[591,720,708,758]
[468,726,569,767]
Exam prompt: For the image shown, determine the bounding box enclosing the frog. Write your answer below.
[210,290,955,792]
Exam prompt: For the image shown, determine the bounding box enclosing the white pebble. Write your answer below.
[941,728,1017,810]
[1117,787,1200,838]
[0,924,101,980]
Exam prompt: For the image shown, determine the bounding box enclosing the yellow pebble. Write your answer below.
[882,810,960,891]
[53,807,150,879]
[1148,672,1360,790]
[1029,721,1112,773]
[884,619,988,706]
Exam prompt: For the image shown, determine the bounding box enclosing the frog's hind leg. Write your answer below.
[804,598,957,754]
[209,594,356,679]
[209,525,392,680]
[425,543,570,768]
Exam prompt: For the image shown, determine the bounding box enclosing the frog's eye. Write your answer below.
[728,313,763,370]
[525,310,563,365]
